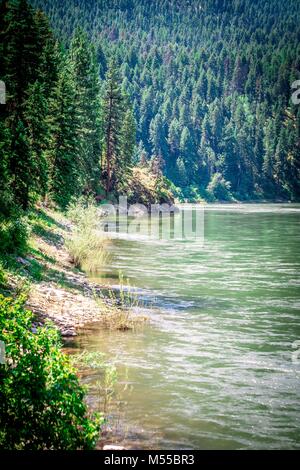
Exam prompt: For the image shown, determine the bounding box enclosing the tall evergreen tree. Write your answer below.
[120,105,136,176]
[10,120,32,209]
[69,29,102,192]
[101,59,125,194]
[48,63,80,208]
[0,0,59,209]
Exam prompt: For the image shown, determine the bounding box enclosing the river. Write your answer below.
[73,204,300,450]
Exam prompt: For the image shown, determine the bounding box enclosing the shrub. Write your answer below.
[66,197,108,273]
[0,215,29,255]
[66,228,108,273]
[206,172,232,201]
[121,167,175,207]
[0,295,102,450]
[66,196,99,229]
[0,263,7,288]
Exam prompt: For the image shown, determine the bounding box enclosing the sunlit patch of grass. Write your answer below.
[66,228,109,273]
[28,207,65,230]
[25,257,43,281]
[66,197,109,274]
[28,238,56,264]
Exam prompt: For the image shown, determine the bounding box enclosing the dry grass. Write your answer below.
[66,199,147,330]
[66,197,109,274]
[95,273,148,331]
[66,228,109,273]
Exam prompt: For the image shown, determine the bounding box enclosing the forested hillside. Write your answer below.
[0,0,172,257]
[30,0,300,201]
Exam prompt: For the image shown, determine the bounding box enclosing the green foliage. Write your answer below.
[66,197,108,273]
[0,0,58,210]
[48,60,81,209]
[31,0,300,201]
[0,295,102,450]
[101,58,129,194]
[69,29,102,192]
[24,81,50,198]
[0,264,7,288]
[0,214,29,256]
[0,122,12,217]
[120,105,136,175]
[207,173,232,202]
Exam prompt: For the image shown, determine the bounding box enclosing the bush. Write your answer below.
[0,215,29,255]
[126,167,175,207]
[66,228,108,273]
[66,197,108,273]
[66,196,99,229]
[0,295,102,450]
[0,264,7,288]
[206,173,232,201]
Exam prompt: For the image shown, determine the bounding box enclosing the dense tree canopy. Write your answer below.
[30,0,300,201]
[1,0,300,212]
[0,0,137,222]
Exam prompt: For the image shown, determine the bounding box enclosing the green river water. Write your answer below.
[73,204,300,450]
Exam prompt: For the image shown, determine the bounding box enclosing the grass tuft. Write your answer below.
[66,197,109,273]
[95,272,148,331]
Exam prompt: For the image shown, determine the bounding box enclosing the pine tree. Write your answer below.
[0,122,12,216]
[0,0,60,210]
[69,29,102,192]
[101,59,125,195]
[263,119,277,180]
[149,113,167,158]
[232,55,249,94]
[1,0,41,118]
[136,140,148,166]
[48,63,80,208]
[34,9,58,97]
[10,120,32,209]
[1,0,54,209]
[120,105,136,176]
[24,81,49,198]
[167,118,181,154]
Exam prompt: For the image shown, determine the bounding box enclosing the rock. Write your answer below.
[150,203,180,214]
[16,257,31,267]
[103,445,126,451]
[128,204,148,218]
[61,329,77,337]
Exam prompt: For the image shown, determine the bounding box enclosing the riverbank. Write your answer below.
[1,206,107,337]
[74,203,300,450]
[0,202,142,449]
[1,200,297,339]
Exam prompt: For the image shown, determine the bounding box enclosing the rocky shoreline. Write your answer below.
[27,278,103,337]
[14,210,106,337]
